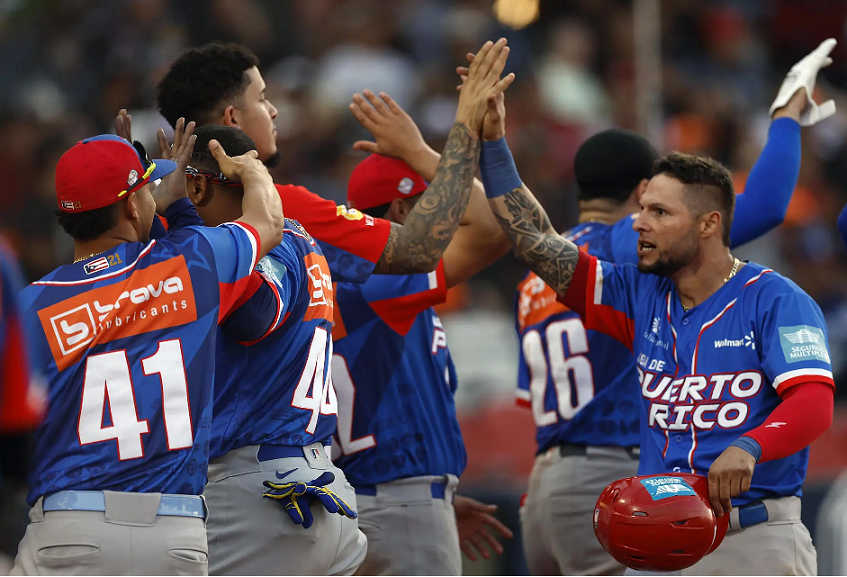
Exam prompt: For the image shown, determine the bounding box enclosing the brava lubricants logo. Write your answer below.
[302,252,334,323]
[39,257,197,371]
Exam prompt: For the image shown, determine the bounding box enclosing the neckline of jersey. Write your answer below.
[671,259,755,316]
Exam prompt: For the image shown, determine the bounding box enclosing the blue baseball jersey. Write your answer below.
[562,252,835,505]
[209,220,337,457]
[331,263,466,487]
[20,224,260,504]
[516,219,641,453]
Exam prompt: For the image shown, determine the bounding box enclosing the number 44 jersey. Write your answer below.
[20,224,260,504]
[516,219,641,453]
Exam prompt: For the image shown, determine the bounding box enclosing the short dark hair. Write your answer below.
[191,125,259,173]
[361,203,392,219]
[157,43,259,128]
[56,202,121,241]
[574,129,658,204]
[652,152,735,246]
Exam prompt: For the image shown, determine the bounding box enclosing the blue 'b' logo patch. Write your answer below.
[640,477,696,500]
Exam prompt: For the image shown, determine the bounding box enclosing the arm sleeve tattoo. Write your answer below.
[374,123,480,274]
[489,185,581,297]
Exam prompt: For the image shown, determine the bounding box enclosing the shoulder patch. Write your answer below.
[779,325,830,363]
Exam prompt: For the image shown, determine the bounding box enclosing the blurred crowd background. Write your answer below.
[1,0,847,574]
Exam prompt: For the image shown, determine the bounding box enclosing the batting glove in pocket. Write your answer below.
[262,471,358,529]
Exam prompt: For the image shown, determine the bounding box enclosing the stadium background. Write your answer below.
[1,0,847,574]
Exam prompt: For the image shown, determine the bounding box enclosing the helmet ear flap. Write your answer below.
[594,474,727,572]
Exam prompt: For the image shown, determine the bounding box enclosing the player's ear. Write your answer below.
[188,174,213,207]
[634,179,650,202]
[701,210,722,239]
[125,191,140,220]
[220,105,238,128]
[386,198,410,225]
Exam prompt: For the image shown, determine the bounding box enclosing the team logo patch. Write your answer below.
[127,169,139,187]
[593,507,600,529]
[398,177,414,195]
[779,325,830,363]
[336,205,364,221]
[639,477,696,500]
[83,256,110,275]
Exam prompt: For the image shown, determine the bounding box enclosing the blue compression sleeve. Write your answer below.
[480,138,523,198]
[838,204,847,248]
[729,118,800,248]
[164,197,205,232]
[730,436,763,463]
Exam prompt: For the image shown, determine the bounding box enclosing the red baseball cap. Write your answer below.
[347,154,428,210]
[55,135,177,212]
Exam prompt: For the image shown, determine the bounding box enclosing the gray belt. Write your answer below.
[42,490,206,519]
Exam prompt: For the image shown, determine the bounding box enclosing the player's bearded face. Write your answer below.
[634,175,700,277]
[231,67,280,168]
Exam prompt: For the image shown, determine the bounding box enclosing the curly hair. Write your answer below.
[157,43,259,128]
[653,152,735,246]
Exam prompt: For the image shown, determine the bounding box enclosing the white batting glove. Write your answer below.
[769,38,837,126]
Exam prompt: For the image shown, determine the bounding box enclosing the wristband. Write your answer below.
[480,138,523,199]
[729,436,762,463]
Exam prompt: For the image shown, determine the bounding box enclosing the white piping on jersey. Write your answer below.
[688,426,698,474]
[33,241,157,286]
[745,268,773,286]
[516,388,531,402]
[257,270,284,337]
[691,299,737,373]
[567,226,593,243]
[227,222,259,270]
[772,367,834,390]
[593,262,604,306]
[427,270,439,290]
[664,293,678,364]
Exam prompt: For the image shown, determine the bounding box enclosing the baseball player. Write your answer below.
[480,89,835,575]
[503,41,834,575]
[11,129,285,575]
[155,40,514,576]
[0,240,43,436]
[132,39,509,285]
[330,151,512,576]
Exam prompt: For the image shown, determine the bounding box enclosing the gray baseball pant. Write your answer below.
[521,445,639,576]
[204,442,367,576]
[12,491,208,575]
[625,496,817,576]
[353,474,461,576]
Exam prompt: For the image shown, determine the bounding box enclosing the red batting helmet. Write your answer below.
[593,473,729,572]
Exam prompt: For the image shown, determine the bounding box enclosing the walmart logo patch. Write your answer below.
[779,325,830,364]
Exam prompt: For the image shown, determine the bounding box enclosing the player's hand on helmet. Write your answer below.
[454,495,514,561]
[454,38,515,138]
[207,139,269,185]
[707,445,756,517]
[349,90,429,163]
[262,471,357,530]
[151,117,197,214]
[770,38,837,126]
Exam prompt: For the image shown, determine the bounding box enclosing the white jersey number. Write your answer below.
[78,339,192,460]
[331,354,376,455]
[291,327,338,434]
[522,318,595,427]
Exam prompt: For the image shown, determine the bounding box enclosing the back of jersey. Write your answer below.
[21,224,258,504]
[516,218,641,453]
[210,220,337,457]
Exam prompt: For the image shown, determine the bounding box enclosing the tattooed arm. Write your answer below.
[373,38,515,274]
[489,186,581,297]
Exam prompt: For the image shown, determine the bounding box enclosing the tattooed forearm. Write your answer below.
[490,187,580,296]
[374,123,480,274]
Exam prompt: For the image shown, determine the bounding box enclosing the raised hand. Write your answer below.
[769,38,837,126]
[115,108,133,142]
[348,90,427,161]
[151,117,196,214]
[454,38,515,138]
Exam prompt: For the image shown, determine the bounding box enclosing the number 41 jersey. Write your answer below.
[20,224,259,505]
[516,219,641,453]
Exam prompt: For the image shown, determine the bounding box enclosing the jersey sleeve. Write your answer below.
[0,247,43,431]
[757,282,835,395]
[610,214,640,265]
[221,247,299,344]
[557,251,638,351]
[192,222,261,321]
[276,184,391,283]
[359,261,448,336]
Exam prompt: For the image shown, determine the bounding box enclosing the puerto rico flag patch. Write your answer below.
[83,256,110,275]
